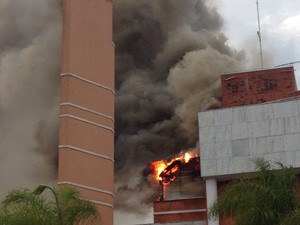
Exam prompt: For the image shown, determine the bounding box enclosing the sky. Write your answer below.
[116,1,300,224]
[213,0,300,84]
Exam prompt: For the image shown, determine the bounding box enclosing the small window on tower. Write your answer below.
[227,83,239,94]
[263,79,278,91]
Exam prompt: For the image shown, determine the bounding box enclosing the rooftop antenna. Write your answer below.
[275,60,300,68]
[256,0,264,69]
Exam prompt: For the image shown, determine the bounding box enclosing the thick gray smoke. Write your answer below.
[0,0,246,223]
[0,0,61,196]
[114,0,245,219]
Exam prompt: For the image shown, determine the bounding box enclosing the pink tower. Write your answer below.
[58,1,114,224]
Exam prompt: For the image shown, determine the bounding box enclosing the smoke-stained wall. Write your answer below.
[114,0,245,217]
[0,0,61,195]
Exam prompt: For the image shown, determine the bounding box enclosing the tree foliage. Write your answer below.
[0,185,98,225]
[209,159,300,225]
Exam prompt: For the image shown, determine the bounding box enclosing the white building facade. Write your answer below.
[199,97,300,225]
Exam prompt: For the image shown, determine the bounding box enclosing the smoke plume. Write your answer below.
[0,0,61,196]
[0,0,246,223]
[114,0,245,218]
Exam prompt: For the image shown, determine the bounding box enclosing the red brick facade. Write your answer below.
[221,67,296,107]
[153,198,207,223]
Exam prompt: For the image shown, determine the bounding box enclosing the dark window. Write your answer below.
[258,79,278,92]
[227,83,238,93]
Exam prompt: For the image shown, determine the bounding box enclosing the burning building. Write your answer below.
[145,151,207,224]
[1,1,298,225]
[58,1,114,225]
[138,66,300,225]
[149,151,203,201]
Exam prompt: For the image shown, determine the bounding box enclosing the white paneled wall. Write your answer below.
[199,98,300,177]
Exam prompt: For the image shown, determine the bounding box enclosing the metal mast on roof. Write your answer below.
[256,0,264,69]
[275,61,300,68]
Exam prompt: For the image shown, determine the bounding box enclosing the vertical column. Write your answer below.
[58,1,114,225]
[206,178,219,225]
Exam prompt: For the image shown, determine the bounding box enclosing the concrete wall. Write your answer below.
[199,97,300,178]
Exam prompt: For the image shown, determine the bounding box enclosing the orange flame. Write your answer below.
[150,152,194,182]
[151,160,167,181]
[184,153,191,163]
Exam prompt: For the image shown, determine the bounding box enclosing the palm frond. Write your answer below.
[209,159,299,225]
[281,207,300,225]
[32,184,50,195]
[0,185,98,225]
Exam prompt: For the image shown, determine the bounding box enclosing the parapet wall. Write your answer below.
[221,67,296,107]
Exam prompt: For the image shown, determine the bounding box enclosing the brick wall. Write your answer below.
[221,67,296,107]
[154,198,207,223]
